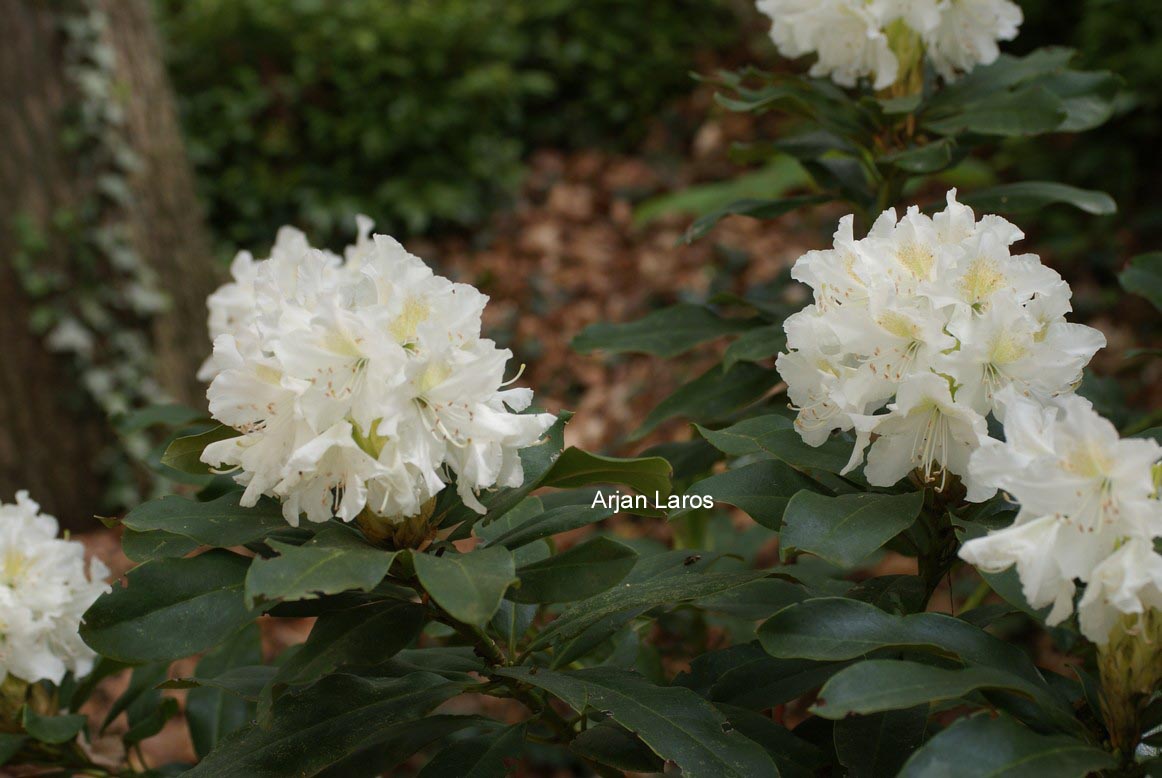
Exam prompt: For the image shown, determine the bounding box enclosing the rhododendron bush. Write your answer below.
[3,2,1160,776]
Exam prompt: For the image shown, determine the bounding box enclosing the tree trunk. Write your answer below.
[0,0,217,528]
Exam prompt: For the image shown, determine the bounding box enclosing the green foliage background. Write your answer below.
[155,0,737,250]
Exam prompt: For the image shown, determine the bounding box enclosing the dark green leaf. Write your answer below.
[959,182,1116,216]
[530,570,768,650]
[572,304,751,358]
[416,722,524,778]
[414,546,517,627]
[635,363,782,440]
[511,537,637,604]
[685,195,830,243]
[924,86,1066,137]
[275,600,427,689]
[571,721,665,773]
[21,708,87,744]
[811,661,1053,719]
[542,447,673,498]
[121,528,200,563]
[881,138,961,173]
[1120,252,1162,312]
[121,493,288,549]
[0,734,25,765]
[161,425,239,474]
[82,551,258,663]
[685,460,819,531]
[187,624,262,759]
[697,416,853,474]
[163,666,278,701]
[780,492,923,567]
[759,598,1046,684]
[1042,69,1121,132]
[899,714,1114,778]
[185,673,463,778]
[244,527,394,608]
[676,643,847,710]
[835,706,928,778]
[483,504,614,550]
[498,667,776,778]
[717,704,826,778]
[723,325,785,371]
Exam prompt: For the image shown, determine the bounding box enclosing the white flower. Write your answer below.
[845,372,992,499]
[778,190,1103,496]
[924,0,1023,81]
[959,391,1162,640]
[0,492,110,685]
[755,0,1022,88]
[1077,539,1162,645]
[201,222,556,527]
[758,0,898,89]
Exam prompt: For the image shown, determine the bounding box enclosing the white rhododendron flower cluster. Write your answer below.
[200,220,556,526]
[756,0,1022,88]
[0,492,109,685]
[960,392,1162,644]
[776,190,1105,501]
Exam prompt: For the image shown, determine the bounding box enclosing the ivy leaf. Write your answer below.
[244,527,395,608]
[498,667,776,778]
[161,425,239,474]
[899,713,1115,778]
[510,537,637,603]
[780,492,924,567]
[81,551,259,663]
[413,547,517,627]
[572,304,752,358]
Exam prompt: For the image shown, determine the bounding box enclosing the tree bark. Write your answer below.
[0,0,217,528]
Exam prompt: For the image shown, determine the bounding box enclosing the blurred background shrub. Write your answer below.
[156,0,738,251]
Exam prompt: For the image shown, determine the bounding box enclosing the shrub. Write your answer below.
[156,0,738,250]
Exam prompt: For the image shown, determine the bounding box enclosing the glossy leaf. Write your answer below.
[21,708,86,744]
[572,304,751,358]
[723,324,786,371]
[899,714,1114,778]
[959,182,1116,216]
[186,624,262,759]
[1120,252,1162,312]
[635,363,782,440]
[697,415,853,474]
[835,706,928,778]
[82,551,258,663]
[571,721,665,773]
[161,425,239,474]
[684,194,830,243]
[185,673,463,777]
[416,722,524,778]
[414,546,517,627]
[683,460,817,531]
[541,447,673,498]
[244,527,394,608]
[811,661,1053,719]
[780,492,924,567]
[511,537,637,603]
[530,570,768,649]
[121,493,288,549]
[498,667,776,778]
[483,504,614,549]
